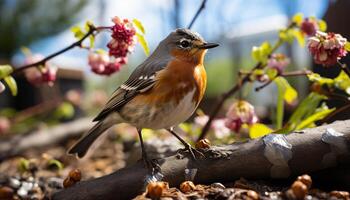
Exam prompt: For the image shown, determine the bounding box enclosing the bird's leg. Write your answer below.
[137,129,160,173]
[167,128,204,160]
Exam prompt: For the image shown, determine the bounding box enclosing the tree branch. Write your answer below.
[11,25,99,76]
[53,120,350,200]
[187,0,207,29]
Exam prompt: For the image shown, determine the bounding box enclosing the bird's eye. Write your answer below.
[180,40,190,48]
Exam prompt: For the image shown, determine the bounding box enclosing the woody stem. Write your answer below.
[11,25,100,76]
[187,0,207,29]
[197,23,296,142]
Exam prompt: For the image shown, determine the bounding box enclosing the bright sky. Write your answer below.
[20,0,330,71]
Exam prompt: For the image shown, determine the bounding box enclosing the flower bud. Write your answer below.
[225,100,258,132]
[267,53,290,74]
[300,18,318,36]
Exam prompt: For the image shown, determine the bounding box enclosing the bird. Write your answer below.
[68,28,219,170]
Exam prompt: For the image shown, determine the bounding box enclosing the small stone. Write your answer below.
[68,169,82,182]
[9,177,21,189]
[0,186,14,200]
[210,182,225,189]
[247,190,259,200]
[179,181,196,193]
[291,181,308,200]
[297,174,312,189]
[329,191,349,199]
[146,181,169,199]
[195,139,211,149]
[47,177,63,189]
[17,187,28,197]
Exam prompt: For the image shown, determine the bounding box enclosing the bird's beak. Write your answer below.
[198,42,219,49]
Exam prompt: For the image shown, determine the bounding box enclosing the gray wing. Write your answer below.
[92,56,171,122]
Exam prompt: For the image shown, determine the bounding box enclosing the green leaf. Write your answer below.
[70,25,85,40]
[292,29,305,47]
[296,107,334,130]
[18,158,30,173]
[334,70,350,94]
[266,68,278,79]
[249,123,273,139]
[274,78,285,129]
[4,76,17,96]
[307,72,334,86]
[0,65,14,79]
[132,19,145,34]
[54,102,74,119]
[251,42,271,64]
[292,13,304,26]
[89,35,95,48]
[136,33,150,56]
[279,29,295,44]
[284,84,298,104]
[345,42,350,52]
[318,19,327,32]
[48,159,64,170]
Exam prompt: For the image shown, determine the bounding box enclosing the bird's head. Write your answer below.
[158,28,219,64]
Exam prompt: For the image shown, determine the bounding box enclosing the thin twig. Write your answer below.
[11,25,98,75]
[197,23,296,141]
[338,60,350,78]
[187,0,208,29]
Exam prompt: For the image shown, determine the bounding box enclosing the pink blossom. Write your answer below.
[108,16,137,58]
[193,115,230,139]
[267,53,290,73]
[225,100,258,132]
[300,18,318,36]
[0,117,10,134]
[308,31,347,66]
[88,52,122,75]
[24,54,57,86]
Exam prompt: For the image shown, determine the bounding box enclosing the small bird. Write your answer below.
[68,28,218,170]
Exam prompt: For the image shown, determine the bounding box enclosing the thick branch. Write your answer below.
[0,117,93,161]
[53,120,350,200]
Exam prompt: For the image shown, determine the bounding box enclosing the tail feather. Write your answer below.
[68,121,110,158]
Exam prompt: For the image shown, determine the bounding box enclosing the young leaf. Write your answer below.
[345,42,350,52]
[18,158,30,173]
[292,13,303,26]
[266,68,278,79]
[0,65,14,79]
[70,25,85,40]
[136,33,150,56]
[296,107,334,130]
[249,123,273,139]
[132,19,145,34]
[292,30,305,47]
[274,77,285,129]
[4,76,17,96]
[89,35,95,48]
[334,70,350,93]
[318,20,327,32]
[284,84,298,104]
[48,159,64,170]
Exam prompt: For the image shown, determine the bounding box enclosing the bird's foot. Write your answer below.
[178,143,205,160]
[142,155,161,174]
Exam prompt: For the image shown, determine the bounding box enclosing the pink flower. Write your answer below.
[267,53,290,73]
[108,16,137,59]
[300,18,318,36]
[193,115,230,139]
[0,82,5,93]
[88,52,122,75]
[225,100,258,132]
[308,31,347,66]
[24,54,57,86]
[0,117,10,134]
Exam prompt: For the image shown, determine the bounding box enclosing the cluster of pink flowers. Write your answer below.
[88,52,125,75]
[108,17,137,58]
[225,100,258,132]
[267,53,290,74]
[24,54,57,86]
[300,18,319,36]
[308,31,347,66]
[88,17,136,75]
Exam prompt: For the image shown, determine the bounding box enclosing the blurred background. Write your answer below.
[0,0,349,134]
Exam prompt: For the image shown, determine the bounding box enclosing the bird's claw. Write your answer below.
[178,143,205,160]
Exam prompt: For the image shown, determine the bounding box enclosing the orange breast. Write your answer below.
[135,59,207,106]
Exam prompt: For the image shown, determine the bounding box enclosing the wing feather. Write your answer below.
[92,56,171,122]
